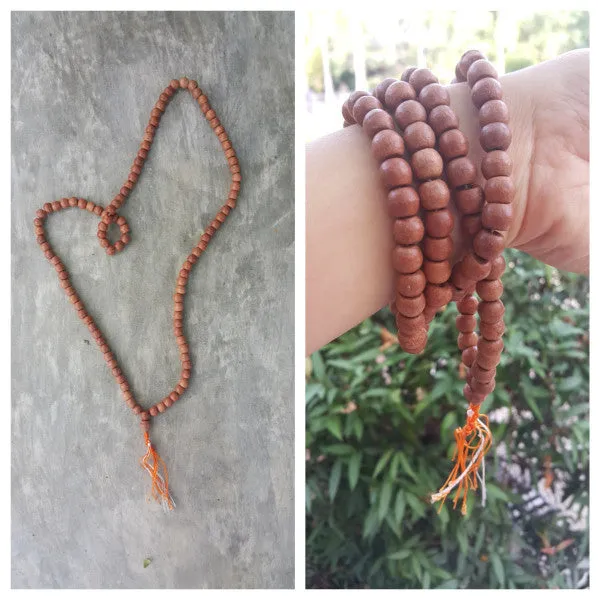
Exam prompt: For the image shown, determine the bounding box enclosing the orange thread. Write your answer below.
[140,432,175,511]
[430,404,492,515]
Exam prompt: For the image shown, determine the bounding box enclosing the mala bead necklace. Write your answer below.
[33,77,241,511]
[342,50,512,514]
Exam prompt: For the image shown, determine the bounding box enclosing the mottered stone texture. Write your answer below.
[11,11,294,589]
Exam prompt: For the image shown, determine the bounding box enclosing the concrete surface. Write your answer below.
[11,11,294,589]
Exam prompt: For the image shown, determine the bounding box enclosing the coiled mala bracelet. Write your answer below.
[342,49,512,514]
[33,77,241,511]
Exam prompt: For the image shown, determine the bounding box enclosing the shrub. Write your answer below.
[306,249,589,589]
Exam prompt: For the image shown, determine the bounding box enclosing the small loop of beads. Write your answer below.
[98,209,131,255]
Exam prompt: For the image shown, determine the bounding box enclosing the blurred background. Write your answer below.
[305,10,589,589]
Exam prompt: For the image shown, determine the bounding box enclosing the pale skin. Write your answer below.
[306,49,589,355]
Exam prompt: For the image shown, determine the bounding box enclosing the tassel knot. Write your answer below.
[140,432,175,511]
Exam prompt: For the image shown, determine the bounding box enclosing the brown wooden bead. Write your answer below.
[371,129,405,162]
[374,78,398,103]
[423,235,452,261]
[485,255,506,280]
[403,121,435,153]
[438,129,469,161]
[476,350,502,371]
[456,314,477,333]
[458,332,478,350]
[392,245,423,273]
[472,77,503,109]
[461,213,483,238]
[395,99,427,129]
[471,362,496,383]
[473,229,505,260]
[401,67,418,82]
[408,68,438,95]
[423,259,451,284]
[396,313,426,335]
[352,95,381,125]
[480,319,506,340]
[458,50,486,78]
[467,59,498,87]
[149,406,159,417]
[396,270,426,297]
[425,209,453,238]
[455,186,483,215]
[460,252,492,281]
[363,109,395,138]
[395,293,426,318]
[471,378,495,395]
[479,99,509,127]
[457,294,478,314]
[482,202,513,231]
[479,300,505,323]
[397,328,428,354]
[411,148,443,180]
[463,383,487,406]
[387,186,420,218]
[393,217,424,245]
[380,157,412,189]
[446,157,477,188]
[418,83,449,112]
[462,346,478,367]
[428,104,458,135]
[383,80,416,110]
[480,122,512,151]
[481,150,512,179]
[419,180,450,210]
[424,282,452,308]
[346,90,369,114]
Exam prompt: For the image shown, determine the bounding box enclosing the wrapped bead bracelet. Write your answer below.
[34,77,241,511]
[342,50,513,514]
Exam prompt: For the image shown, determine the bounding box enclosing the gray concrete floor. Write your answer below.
[11,11,294,589]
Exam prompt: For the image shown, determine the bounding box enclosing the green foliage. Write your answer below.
[306,249,589,589]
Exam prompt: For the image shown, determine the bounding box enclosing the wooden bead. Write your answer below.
[482,202,513,231]
[423,259,451,284]
[408,68,438,95]
[419,180,450,210]
[456,314,477,333]
[425,209,453,238]
[396,313,426,335]
[395,293,426,318]
[446,157,477,188]
[383,80,416,110]
[387,186,420,218]
[457,294,478,314]
[371,129,405,162]
[458,332,478,350]
[471,378,496,395]
[480,319,505,340]
[476,349,502,371]
[463,383,487,406]
[401,67,418,82]
[460,252,492,281]
[423,235,452,261]
[471,362,496,383]
[438,129,469,161]
[428,104,458,135]
[455,186,483,215]
[473,229,505,260]
[380,158,412,189]
[346,90,369,115]
[149,406,159,417]
[397,328,428,354]
[363,109,395,138]
[462,346,478,367]
[479,300,505,323]
[394,99,427,129]
[374,78,398,103]
[411,148,443,180]
[418,83,449,112]
[403,121,435,153]
[392,245,423,273]
[458,50,486,78]
[480,122,512,151]
[485,255,506,280]
[482,150,512,179]
[479,99,509,127]
[352,95,381,125]
[467,59,498,87]
[393,217,425,245]
[395,270,426,297]
[424,282,452,308]
[472,77,503,109]
[461,214,483,238]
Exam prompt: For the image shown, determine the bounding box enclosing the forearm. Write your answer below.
[305,70,533,355]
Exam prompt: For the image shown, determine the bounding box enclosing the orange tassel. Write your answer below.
[430,404,492,515]
[140,432,175,511]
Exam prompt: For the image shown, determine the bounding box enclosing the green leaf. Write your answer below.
[388,549,411,561]
[323,444,354,456]
[325,417,343,440]
[311,350,326,382]
[397,452,419,483]
[388,452,401,482]
[378,480,394,522]
[348,452,362,490]
[485,483,510,503]
[143,558,152,568]
[405,492,426,519]
[329,460,342,502]
[362,508,380,540]
[490,553,505,587]
[373,449,394,479]
[394,489,406,524]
